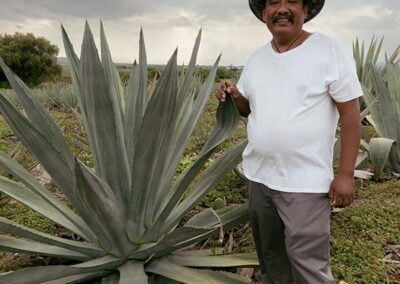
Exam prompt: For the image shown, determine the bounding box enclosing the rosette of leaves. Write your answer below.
[363,63,400,178]
[0,22,257,283]
[353,37,400,178]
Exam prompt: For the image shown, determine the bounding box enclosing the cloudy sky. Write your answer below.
[1,0,399,66]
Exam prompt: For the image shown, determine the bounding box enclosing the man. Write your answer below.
[216,0,362,283]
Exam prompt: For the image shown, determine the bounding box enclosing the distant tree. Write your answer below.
[0,32,62,87]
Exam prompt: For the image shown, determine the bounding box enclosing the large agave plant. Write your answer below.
[0,22,257,283]
[353,37,400,178]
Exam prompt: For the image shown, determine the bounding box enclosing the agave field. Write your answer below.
[0,25,399,283]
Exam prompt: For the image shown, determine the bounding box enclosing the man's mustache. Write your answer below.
[272,14,294,23]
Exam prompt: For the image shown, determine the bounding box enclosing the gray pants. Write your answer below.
[248,180,334,284]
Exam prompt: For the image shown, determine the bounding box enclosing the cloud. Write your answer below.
[0,0,398,65]
[0,0,152,20]
[345,14,398,30]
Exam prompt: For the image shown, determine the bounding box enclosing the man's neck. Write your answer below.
[272,30,311,53]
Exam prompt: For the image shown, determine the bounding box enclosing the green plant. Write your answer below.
[37,83,78,109]
[1,83,78,109]
[0,32,62,87]
[0,22,257,283]
[353,36,400,90]
[364,63,400,179]
[353,37,400,179]
[212,197,227,210]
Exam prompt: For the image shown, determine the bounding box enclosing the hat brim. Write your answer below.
[249,0,325,23]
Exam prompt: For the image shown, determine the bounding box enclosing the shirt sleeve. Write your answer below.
[328,42,363,103]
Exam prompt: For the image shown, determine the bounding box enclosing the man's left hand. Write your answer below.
[329,174,355,207]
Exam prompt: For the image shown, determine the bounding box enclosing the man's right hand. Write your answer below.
[215,80,241,102]
[215,80,251,117]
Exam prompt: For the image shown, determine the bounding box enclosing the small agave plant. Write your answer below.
[0,22,257,283]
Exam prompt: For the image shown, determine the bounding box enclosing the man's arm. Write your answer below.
[329,98,361,207]
[216,80,251,117]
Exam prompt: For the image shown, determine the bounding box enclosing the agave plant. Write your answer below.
[353,36,400,90]
[0,22,257,283]
[363,63,400,178]
[353,37,400,178]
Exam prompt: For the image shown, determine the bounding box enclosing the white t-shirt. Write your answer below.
[237,33,363,193]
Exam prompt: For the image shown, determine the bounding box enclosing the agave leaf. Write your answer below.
[168,252,258,268]
[163,140,247,234]
[80,22,130,208]
[0,235,90,261]
[0,217,103,257]
[386,63,400,154]
[0,255,121,283]
[0,57,74,171]
[73,159,132,257]
[369,137,396,178]
[365,37,377,68]
[361,139,370,151]
[354,170,374,180]
[201,96,241,155]
[153,204,249,258]
[387,63,400,103]
[360,41,365,68]
[355,151,369,170]
[372,37,384,64]
[218,203,249,227]
[76,254,120,266]
[185,208,220,228]
[0,94,91,222]
[0,266,86,284]
[125,29,148,171]
[147,72,158,99]
[0,150,94,241]
[153,31,205,204]
[145,57,221,240]
[61,25,100,172]
[370,67,397,139]
[0,94,74,187]
[131,227,213,259]
[148,275,180,284]
[117,260,148,284]
[0,176,92,239]
[44,271,108,284]
[141,151,214,242]
[155,55,221,207]
[101,273,120,284]
[61,25,86,119]
[127,48,178,234]
[47,256,122,283]
[333,138,340,160]
[352,39,360,77]
[100,21,125,118]
[177,29,201,104]
[388,43,400,64]
[145,93,239,241]
[145,258,246,283]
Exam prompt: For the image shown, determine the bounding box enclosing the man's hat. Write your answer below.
[249,0,325,23]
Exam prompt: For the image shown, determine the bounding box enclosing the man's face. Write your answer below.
[262,0,308,39]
